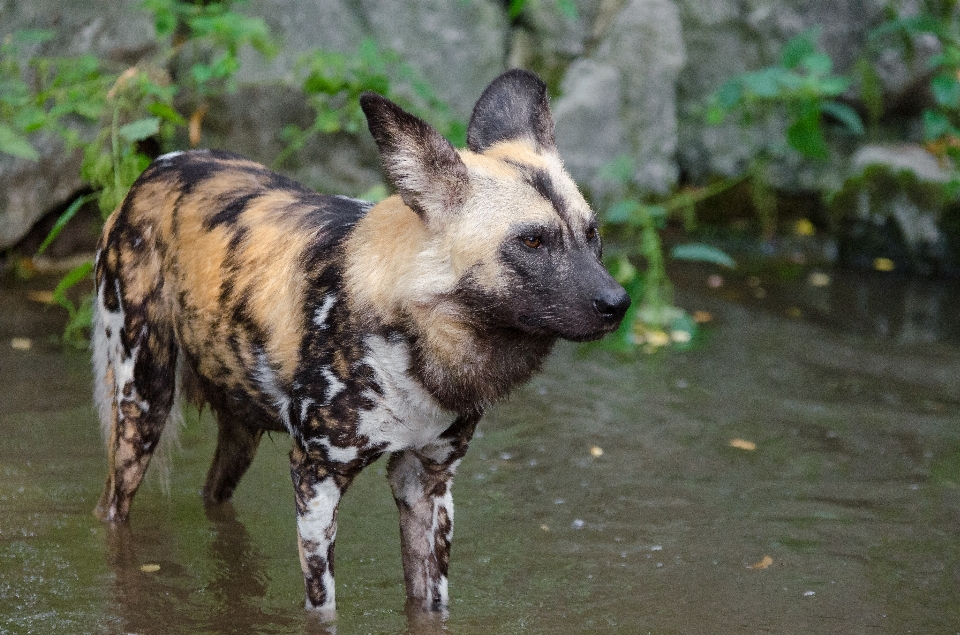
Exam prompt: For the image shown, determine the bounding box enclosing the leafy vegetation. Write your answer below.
[865,6,960,187]
[705,28,865,238]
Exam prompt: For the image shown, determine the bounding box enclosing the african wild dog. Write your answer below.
[92,69,630,613]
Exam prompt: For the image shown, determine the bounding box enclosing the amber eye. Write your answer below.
[586,226,598,241]
[521,235,542,249]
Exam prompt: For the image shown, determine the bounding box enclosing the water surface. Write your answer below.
[2,268,959,634]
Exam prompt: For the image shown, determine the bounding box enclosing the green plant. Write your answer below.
[866,7,960,165]
[0,30,112,161]
[2,1,277,346]
[706,28,865,237]
[708,27,864,160]
[277,38,465,168]
[597,157,737,352]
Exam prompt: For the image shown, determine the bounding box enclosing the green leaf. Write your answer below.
[606,200,642,224]
[931,74,960,107]
[556,0,578,20]
[36,193,99,256]
[923,109,952,140]
[781,29,818,69]
[670,243,736,268]
[742,68,784,98]
[0,123,40,161]
[710,80,743,115]
[802,52,833,75]
[817,75,851,96]
[118,117,160,142]
[786,106,829,159]
[52,260,94,316]
[508,0,528,18]
[821,101,864,134]
[147,102,186,125]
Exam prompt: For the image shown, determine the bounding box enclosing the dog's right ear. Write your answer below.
[360,93,469,226]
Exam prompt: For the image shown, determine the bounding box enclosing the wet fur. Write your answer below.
[92,70,629,613]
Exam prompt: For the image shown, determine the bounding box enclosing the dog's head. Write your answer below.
[359,70,629,343]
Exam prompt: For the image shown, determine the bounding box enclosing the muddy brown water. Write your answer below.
[1,266,959,634]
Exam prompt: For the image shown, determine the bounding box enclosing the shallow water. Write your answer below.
[2,267,959,634]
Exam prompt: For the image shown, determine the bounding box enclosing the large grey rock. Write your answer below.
[553,0,686,200]
[357,0,508,118]
[222,0,507,194]
[0,0,155,249]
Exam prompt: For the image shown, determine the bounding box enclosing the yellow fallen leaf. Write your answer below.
[140,564,160,573]
[787,307,803,319]
[693,310,713,324]
[590,446,604,458]
[10,338,31,351]
[748,555,773,570]
[26,290,55,304]
[729,438,757,451]
[644,330,670,347]
[873,257,895,272]
[808,272,830,287]
[540,524,550,532]
[794,219,815,237]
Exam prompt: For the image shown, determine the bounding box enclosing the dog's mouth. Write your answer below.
[517,312,625,342]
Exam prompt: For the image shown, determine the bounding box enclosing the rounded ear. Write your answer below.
[360,93,469,223]
[466,69,556,154]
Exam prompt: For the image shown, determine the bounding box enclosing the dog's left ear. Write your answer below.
[360,93,469,224]
[467,69,556,154]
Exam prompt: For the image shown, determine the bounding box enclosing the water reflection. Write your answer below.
[823,271,960,344]
[104,504,289,635]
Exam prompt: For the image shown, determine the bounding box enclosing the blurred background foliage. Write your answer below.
[0,0,958,349]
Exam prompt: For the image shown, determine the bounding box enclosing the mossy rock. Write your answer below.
[830,147,960,276]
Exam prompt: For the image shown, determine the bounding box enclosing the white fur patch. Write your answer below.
[320,367,345,406]
[307,437,360,464]
[298,477,340,543]
[356,335,454,452]
[313,293,337,329]
[253,351,293,435]
[155,150,185,163]
[298,477,340,611]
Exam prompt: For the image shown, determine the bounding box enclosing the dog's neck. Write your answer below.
[342,196,556,413]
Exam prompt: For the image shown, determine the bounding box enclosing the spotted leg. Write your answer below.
[93,269,178,523]
[386,447,462,610]
[290,445,358,614]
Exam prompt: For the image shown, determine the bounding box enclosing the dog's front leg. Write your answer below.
[386,448,460,611]
[290,445,354,614]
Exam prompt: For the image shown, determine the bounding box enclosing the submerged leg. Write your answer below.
[290,445,358,614]
[202,414,263,505]
[386,449,460,610]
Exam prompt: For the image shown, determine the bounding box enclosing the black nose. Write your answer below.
[593,289,631,321]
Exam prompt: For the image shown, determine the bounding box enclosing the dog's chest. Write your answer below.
[354,334,456,452]
[295,325,457,458]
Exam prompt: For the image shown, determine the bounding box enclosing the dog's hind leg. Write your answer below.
[201,414,263,506]
[93,255,178,523]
